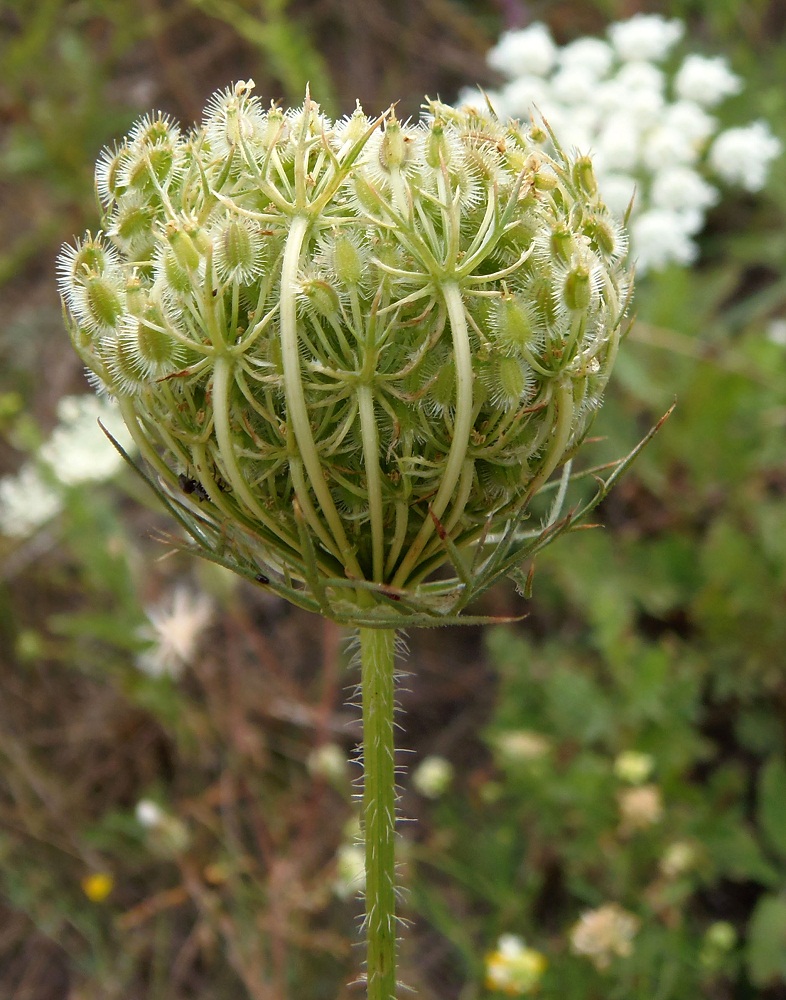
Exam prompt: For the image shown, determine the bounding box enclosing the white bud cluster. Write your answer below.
[458,14,782,272]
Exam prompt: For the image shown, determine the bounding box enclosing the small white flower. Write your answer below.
[650,166,719,214]
[642,124,701,169]
[135,798,190,853]
[333,843,365,900]
[607,14,684,62]
[660,840,698,878]
[487,24,557,78]
[595,71,664,123]
[558,37,614,78]
[39,394,134,487]
[549,66,601,105]
[660,100,717,145]
[617,784,664,833]
[709,121,783,191]
[766,318,786,346]
[412,755,453,798]
[137,587,214,678]
[594,114,643,173]
[499,76,552,118]
[307,743,348,784]
[570,903,640,970]
[0,463,62,537]
[493,729,551,763]
[631,209,699,272]
[674,54,741,107]
[595,172,637,218]
[136,799,166,828]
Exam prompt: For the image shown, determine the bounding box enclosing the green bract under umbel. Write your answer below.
[59,82,632,623]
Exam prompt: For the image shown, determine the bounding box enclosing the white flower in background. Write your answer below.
[0,393,137,539]
[39,394,133,486]
[607,13,684,62]
[674,54,741,106]
[135,797,190,854]
[333,842,366,900]
[487,23,556,77]
[559,37,613,78]
[307,742,348,784]
[460,14,782,271]
[412,755,453,799]
[485,934,547,995]
[0,463,62,537]
[709,121,783,190]
[135,798,166,828]
[493,729,551,764]
[630,209,700,272]
[660,840,699,878]
[570,903,640,970]
[766,318,786,346]
[136,587,214,678]
[617,784,664,833]
[651,166,719,214]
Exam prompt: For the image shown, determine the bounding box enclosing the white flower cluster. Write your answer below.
[0,394,134,538]
[136,586,214,678]
[459,14,782,272]
[569,902,639,970]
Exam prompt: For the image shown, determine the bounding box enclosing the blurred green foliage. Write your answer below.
[1,0,786,997]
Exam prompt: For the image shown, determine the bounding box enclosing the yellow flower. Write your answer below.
[485,934,547,995]
[81,872,114,903]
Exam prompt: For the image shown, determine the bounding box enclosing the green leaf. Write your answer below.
[746,894,786,987]
[704,820,780,886]
[759,756,786,859]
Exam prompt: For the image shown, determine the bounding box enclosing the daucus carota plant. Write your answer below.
[59,81,638,996]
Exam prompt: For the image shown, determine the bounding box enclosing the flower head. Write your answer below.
[493,729,551,764]
[334,842,366,900]
[709,121,783,191]
[569,903,639,970]
[674,55,741,107]
[137,587,214,678]
[613,750,654,785]
[38,395,134,486]
[307,743,348,785]
[412,755,454,798]
[617,784,664,833]
[488,24,557,77]
[81,872,114,903]
[59,85,632,624]
[485,934,547,995]
[607,14,684,62]
[0,464,62,538]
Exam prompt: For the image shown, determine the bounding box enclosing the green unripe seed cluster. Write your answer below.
[58,81,632,619]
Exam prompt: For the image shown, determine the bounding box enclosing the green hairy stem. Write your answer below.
[359,624,398,1000]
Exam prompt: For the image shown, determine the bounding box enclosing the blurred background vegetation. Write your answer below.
[1,0,786,997]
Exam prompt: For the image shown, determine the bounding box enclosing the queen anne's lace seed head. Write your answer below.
[59,84,632,621]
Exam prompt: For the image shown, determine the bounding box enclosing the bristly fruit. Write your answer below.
[59,81,633,623]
